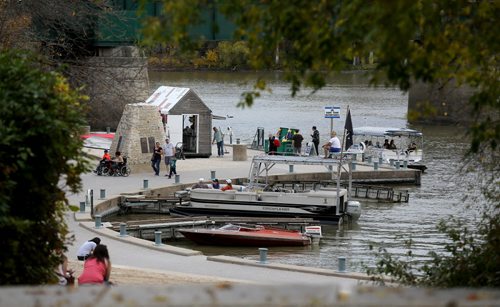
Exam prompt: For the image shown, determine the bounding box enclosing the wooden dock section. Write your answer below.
[273,182,409,203]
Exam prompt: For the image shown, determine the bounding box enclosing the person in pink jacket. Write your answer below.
[78,244,112,285]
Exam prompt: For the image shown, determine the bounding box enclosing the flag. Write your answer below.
[344,108,353,150]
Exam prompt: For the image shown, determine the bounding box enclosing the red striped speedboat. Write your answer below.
[178,224,311,247]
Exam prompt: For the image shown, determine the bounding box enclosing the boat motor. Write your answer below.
[346,201,361,222]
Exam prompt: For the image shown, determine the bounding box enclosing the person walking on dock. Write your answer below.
[212,127,224,157]
[311,126,320,155]
[151,142,163,176]
[163,138,175,176]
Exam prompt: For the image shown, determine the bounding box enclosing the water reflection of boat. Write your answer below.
[178,224,312,247]
[352,126,427,171]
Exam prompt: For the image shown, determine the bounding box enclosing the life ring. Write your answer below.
[359,142,366,152]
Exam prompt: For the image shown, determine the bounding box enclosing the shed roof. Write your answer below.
[145,86,191,114]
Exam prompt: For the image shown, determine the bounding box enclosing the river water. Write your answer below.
[121,71,476,272]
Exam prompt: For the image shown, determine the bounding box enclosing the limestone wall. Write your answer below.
[78,46,150,130]
[109,104,166,165]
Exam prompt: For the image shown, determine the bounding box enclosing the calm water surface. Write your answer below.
[116,71,476,271]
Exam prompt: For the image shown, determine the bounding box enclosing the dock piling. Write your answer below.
[119,223,127,237]
[379,157,383,165]
[210,170,216,180]
[259,248,268,264]
[79,201,85,213]
[367,156,372,164]
[289,165,294,173]
[403,160,408,168]
[94,215,102,229]
[99,189,106,199]
[143,179,149,189]
[175,174,180,183]
[338,256,346,272]
[395,161,400,169]
[154,231,162,246]
[350,161,356,170]
[373,161,379,170]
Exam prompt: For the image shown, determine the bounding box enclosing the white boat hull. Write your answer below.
[171,188,360,224]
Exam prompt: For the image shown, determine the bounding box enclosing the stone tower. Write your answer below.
[109,104,166,166]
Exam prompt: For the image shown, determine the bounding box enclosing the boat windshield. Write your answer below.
[220,224,240,231]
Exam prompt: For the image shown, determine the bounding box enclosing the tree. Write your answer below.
[142,0,499,287]
[0,50,88,284]
[0,0,147,130]
[142,0,498,153]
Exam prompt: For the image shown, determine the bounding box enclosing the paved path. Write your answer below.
[65,145,366,288]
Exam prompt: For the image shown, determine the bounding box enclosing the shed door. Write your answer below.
[167,115,183,146]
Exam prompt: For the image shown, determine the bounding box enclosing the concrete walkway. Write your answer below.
[66,145,371,288]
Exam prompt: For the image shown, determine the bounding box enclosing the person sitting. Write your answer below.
[110,151,124,175]
[383,139,390,149]
[77,237,101,261]
[388,140,397,150]
[78,244,112,286]
[221,179,233,191]
[94,150,111,174]
[192,178,209,189]
[54,251,74,286]
[211,178,220,189]
[322,131,341,158]
[406,142,417,154]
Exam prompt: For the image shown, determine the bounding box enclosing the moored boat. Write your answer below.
[170,155,362,224]
[178,224,312,247]
[352,126,427,171]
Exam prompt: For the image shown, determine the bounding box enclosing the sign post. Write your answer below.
[324,106,340,134]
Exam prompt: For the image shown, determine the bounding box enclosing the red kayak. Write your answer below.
[178,224,311,247]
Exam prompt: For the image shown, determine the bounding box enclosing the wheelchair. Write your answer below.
[98,157,131,177]
[175,142,186,160]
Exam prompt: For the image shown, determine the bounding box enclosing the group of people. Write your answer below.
[54,237,111,286]
[191,178,233,191]
[94,150,124,175]
[382,139,397,150]
[268,126,320,156]
[151,138,177,178]
[266,126,343,158]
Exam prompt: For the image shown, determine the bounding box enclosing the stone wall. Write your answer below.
[77,46,150,130]
[109,104,166,166]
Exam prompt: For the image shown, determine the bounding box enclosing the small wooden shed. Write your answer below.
[146,86,213,158]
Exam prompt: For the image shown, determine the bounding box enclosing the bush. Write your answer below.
[216,41,250,69]
[0,50,89,284]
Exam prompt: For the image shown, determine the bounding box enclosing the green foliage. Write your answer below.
[216,41,249,69]
[142,0,499,154]
[0,50,89,284]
